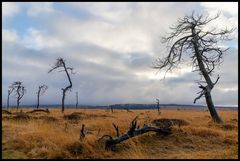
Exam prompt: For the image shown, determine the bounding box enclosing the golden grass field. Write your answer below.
[2,107,238,159]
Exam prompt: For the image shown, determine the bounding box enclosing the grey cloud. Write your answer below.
[2,2,238,107]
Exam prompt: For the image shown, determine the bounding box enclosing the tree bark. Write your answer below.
[17,86,20,111]
[61,60,72,113]
[7,91,10,110]
[102,126,171,149]
[156,99,160,115]
[204,91,222,123]
[37,88,40,109]
[62,89,66,113]
[76,92,78,109]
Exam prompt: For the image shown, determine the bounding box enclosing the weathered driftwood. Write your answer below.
[112,123,120,137]
[26,109,50,114]
[99,116,171,149]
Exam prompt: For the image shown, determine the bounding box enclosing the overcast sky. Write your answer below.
[2,2,238,107]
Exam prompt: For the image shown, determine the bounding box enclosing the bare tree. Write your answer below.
[36,84,48,109]
[153,12,234,123]
[110,105,114,113]
[48,58,74,113]
[156,99,160,115]
[10,81,26,111]
[7,85,14,110]
[76,91,78,109]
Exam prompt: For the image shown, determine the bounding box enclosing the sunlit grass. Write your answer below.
[2,108,238,159]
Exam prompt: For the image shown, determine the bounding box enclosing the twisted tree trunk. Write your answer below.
[37,87,40,109]
[192,29,222,123]
[16,86,20,110]
[62,89,66,113]
[76,92,78,109]
[7,90,10,110]
[61,61,72,113]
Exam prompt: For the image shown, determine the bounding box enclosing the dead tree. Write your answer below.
[153,12,234,123]
[76,92,78,109]
[7,85,14,110]
[124,108,132,112]
[156,99,160,115]
[48,58,74,113]
[36,84,48,109]
[10,82,26,111]
[98,116,171,149]
[110,105,113,113]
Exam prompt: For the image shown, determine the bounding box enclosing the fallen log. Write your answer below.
[99,116,171,149]
[26,109,50,114]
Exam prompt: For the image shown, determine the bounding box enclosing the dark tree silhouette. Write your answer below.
[10,81,26,111]
[48,58,74,113]
[156,99,160,115]
[153,12,234,123]
[36,84,48,109]
[7,85,14,110]
[76,91,78,109]
[111,105,113,113]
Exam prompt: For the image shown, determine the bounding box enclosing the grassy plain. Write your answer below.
[2,107,238,159]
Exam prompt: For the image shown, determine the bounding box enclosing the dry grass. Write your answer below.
[2,108,238,159]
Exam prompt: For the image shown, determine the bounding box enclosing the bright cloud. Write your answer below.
[27,2,54,16]
[2,2,21,18]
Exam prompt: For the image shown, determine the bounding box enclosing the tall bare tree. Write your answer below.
[7,86,14,110]
[48,58,74,113]
[153,12,234,123]
[10,81,26,111]
[36,84,48,109]
[76,91,78,109]
[156,99,160,115]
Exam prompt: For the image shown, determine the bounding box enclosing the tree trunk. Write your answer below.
[192,29,222,123]
[61,60,72,113]
[62,89,66,113]
[7,92,10,110]
[37,90,40,109]
[17,98,19,111]
[111,106,113,113]
[205,91,222,123]
[76,92,78,109]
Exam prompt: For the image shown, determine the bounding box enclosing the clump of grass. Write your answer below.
[65,141,83,156]
[64,113,81,120]
[13,113,31,121]
[36,116,58,122]
[152,118,189,128]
